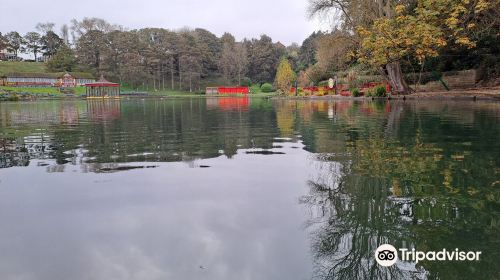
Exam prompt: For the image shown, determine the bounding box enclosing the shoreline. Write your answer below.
[1,87,499,102]
[273,87,500,101]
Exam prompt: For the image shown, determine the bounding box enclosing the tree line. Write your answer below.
[0,18,304,92]
[0,23,64,62]
[1,3,498,94]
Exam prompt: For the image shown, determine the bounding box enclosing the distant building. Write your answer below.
[0,72,95,87]
[0,48,18,61]
[206,87,218,95]
[61,73,77,87]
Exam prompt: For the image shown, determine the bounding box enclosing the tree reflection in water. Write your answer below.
[301,159,418,279]
[0,99,498,279]
[297,100,500,280]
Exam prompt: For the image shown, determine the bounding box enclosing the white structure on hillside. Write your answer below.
[0,48,18,61]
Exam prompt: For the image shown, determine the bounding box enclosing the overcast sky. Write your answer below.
[0,0,332,46]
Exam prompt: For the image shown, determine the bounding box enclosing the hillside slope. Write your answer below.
[0,61,47,76]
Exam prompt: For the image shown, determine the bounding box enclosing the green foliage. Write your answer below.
[23,32,42,60]
[5,32,24,55]
[298,31,324,69]
[260,83,274,93]
[59,87,75,94]
[249,84,261,93]
[46,45,77,72]
[240,77,252,87]
[217,32,249,84]
[365,88,374,97]
[8,93,19,101]
[347,70,362,90]
[47,46,76,72]
[0,32,7,51]
[0,86,86,95]
[41,31,64,57]
[246,35,284,83]
[318,80,328,86]
[374,86,387,97]
[76,30,106,70]
[351,88,361,97]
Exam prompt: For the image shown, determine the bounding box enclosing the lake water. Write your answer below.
[0,97,499,280]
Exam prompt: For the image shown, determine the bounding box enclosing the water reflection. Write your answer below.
[293,100,500,280]
[87,100,121,121]
[206,96,250,111]
[0,98,279,167]
[0,99,499,279]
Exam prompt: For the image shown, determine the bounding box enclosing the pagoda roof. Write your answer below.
[85,75,119,87]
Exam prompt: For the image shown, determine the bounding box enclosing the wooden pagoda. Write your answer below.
[85,76,120,99]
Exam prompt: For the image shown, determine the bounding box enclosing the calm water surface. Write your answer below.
[0,98,499,280]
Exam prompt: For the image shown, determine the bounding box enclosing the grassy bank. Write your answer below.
[1,86,87,94]
[0,61,47,76]
[1,85,278,101]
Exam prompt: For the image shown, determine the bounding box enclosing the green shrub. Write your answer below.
[8,93,19,101]
[260,83,274,93]
[375,86,387,97]
[60,87,75,94]
[249,84,261,93]
[347,70,361,89]
[352,88,361,97]
[318,80,328,86]
[241,77,252,87]
[365,88,374,97]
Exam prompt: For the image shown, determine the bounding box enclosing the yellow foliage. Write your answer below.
[455,37,475,47]
[395,5,406,15]
[475,0,489,12]
[357,0,486,67]
[358,15,445,66]
[274,58,296,95]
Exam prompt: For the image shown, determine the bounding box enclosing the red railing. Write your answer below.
[217,87,249,94]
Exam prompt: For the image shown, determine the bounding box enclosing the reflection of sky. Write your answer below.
[0,143,313,280]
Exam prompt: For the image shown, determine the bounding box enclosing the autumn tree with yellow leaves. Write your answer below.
[308,0,497,93]
[358,0,492,92]
[357,5,447,92]
[274,58,296,94]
